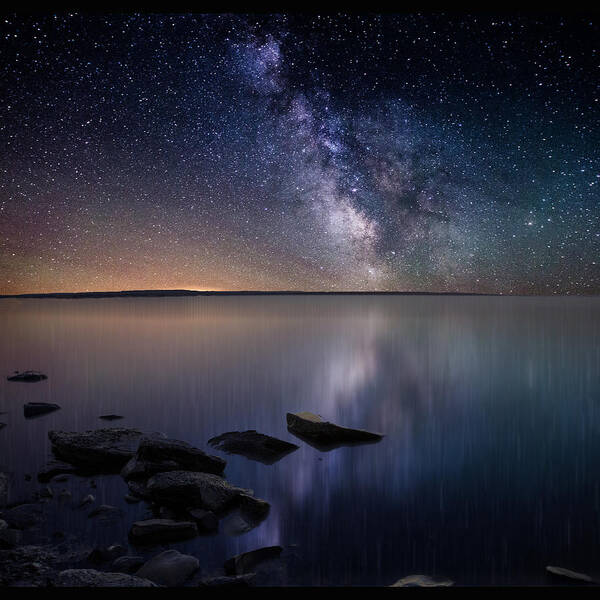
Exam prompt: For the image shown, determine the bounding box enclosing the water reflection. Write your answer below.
[0,296,599,585]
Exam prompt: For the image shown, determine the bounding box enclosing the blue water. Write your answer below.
[1,295,599,585]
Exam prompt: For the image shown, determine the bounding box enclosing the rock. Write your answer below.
[0,423,6,430]
[99,414,124,420]
[127,479,151,500]
[135,437,226,476]
[58,489,72,501]
[3,503,44,529]
[120,456,181,481]
[238,493,270,521]
[0,473,7,507]
[56,568,156,587]
[136,549,199,586]
[129,519,198,544]
[546,566,594,583]
[112,555,145,574]
[0,525,22,549]
[7,370,47,382]
[146,470,253,513]
[24,402,61,418]
[87,504,122,519]
[208,430,299,464]
[37,459,77,483]
[39,486,54,499]
[78,494,95,508]
[224,546,283,575]
[48,428,163,471]
[286,412,383,446]
[88,544,126,564]
[188,508,218,532]
[124,493,141,504]
[390,575,454,587]
[199,573,255,587]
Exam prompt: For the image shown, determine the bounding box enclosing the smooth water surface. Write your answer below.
[1,295,599,585]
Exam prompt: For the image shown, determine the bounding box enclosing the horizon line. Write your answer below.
[0,289,598,299]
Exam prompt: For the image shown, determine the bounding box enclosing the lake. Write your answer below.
[1,295,599,585]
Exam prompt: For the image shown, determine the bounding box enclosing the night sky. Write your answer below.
[1,13,598,294]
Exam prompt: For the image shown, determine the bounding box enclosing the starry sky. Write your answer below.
[1,13,598,295]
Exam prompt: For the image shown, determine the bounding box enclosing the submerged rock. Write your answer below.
[546,565,594,583]
[7,371,47,382]
[37,460,77,483]
[199,574,255,587]
[390,574,454,587]
[286,412,383,446]
[48,428,163,471]
[56,568,156,587]
[224,545,283,576]
[24,402,61,418]
[129,519,198,544]
[146,470,255,513]
[208,430,299,464]
[136,549,199,586]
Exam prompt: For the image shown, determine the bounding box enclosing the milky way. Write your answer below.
[0,13,598,294]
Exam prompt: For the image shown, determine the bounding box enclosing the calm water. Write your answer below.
[1,295,600,585]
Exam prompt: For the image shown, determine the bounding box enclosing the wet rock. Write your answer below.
[146,470,253,513]
[136,549,199,586]
[78,494,95,508]
[24,402,61,418]
[7,370,47,382]
[390,575,454,587]
[87,504,122,520]
[112,555,145,574]
[99,414,124,421]
[56,568,156,587]
[208,430,299,464]
[286,412,383,446]
[546,566,594,583]
[88,544,126,564]
[199,573,255,587]
[37,459,77,483]
[224,546,283,575]
[129,519,198,544]
[48,428,163,471]
[3,503,44,529]
[188,508,218,533]
[135,437,226,476]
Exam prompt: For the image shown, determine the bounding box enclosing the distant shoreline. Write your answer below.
[0,289,595,299]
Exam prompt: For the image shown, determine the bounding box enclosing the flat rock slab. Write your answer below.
[546,566,594,583]
[146,470,256,513]
[390,574,454,587]
[56,568,156,587]
[7,371,47,382]
[129,519,198,544]
[48,428,163,471]
[224,545,283,575]
[208,430,299,464]
[24,403,61,418]
[286,412,383,447]
[136,549,199,586]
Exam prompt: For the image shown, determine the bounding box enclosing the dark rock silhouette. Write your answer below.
[7,370,47,382]
[24,403,60,419]
[224,546,283,575]
[99,414,124,421]
[129,519,198,544]
[136,549,199,586]
[208,430,299,464]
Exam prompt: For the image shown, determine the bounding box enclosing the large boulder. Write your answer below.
[48,429,163,471]
[135,437,226,475]
[224,546,283,575]
[208,430,299,464]
[146,471,254,513]
[56,568,156,587]
[136,549,199,586]
[129,519,198,544]
[286,412,383,445]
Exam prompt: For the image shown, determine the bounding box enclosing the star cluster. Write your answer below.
[0,13,598,294]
